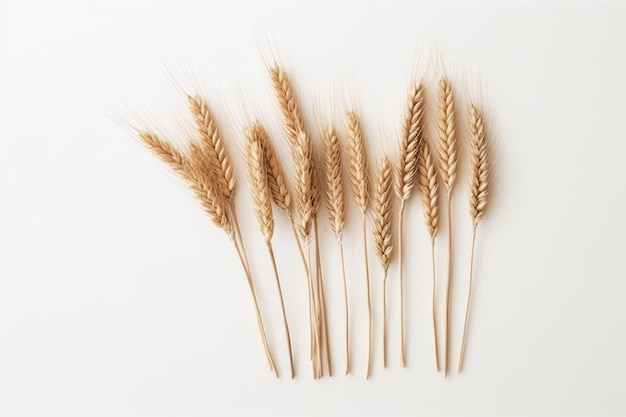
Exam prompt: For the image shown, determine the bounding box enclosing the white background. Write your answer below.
[1,1,626,416]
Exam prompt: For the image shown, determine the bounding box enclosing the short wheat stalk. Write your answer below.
[395,82,424,367]
[245,126,295,379]
[418,138,441,372]
[322,125,350,375]
[346,110,372,379]
[458,103,489,373]
[437,76,458,377]
[137,130,277,377]
[373,156,393,369]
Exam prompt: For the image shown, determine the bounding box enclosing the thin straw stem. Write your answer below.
[398,201,407,367]
[383,271,389,368]
[338,238,350,375]
[362,213,372,379]
[431,237,440,372]
[443,193,453,377]
[314,219,332,376]
[458,226,477,373]
[267,241,295,379]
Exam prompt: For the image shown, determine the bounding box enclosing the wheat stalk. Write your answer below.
[458,103,489,373]
[395,82,424,367]
[244,126,295,379]
[137,130,277,377]
[373,156,393,368]
[322,125,350,374]
[417,138,441,372]
[437,76,458,377]
[345,110,372,378]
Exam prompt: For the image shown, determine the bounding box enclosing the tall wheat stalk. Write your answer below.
[458,103,489,373]
[436,77,458,377]
[373,156,393,368]
[137,130,278,377]
[394,82,424,367]
[245,124,295,379]
[322,125,350,375]
[270,65,327,378]
[345,110,372,378]
[417,138,441,371]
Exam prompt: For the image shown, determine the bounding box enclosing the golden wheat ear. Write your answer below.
[417,138,441,372]
[395,81,424,368]
[373,155,393,368]
[458,103,489,373]
[345,110,373,379]
[436,76,458,378]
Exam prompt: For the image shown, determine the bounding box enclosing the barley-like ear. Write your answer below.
[322,126,345,238]
[373,156,393,273]
[469,104,489,226]
[188,94,236,199]
[418,139,440,238]
[244,127,274,243]
[254,123,292,214]
[396,82,424,201]
[293,131,314,240]
[138,131,231,234]
[436,77,458,191]
[270,65,304,146]
[345,111,369,212]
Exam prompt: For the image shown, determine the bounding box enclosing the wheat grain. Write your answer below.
[254,123,292,214]
[395,82,424,201]
[244,128,274,242]
[270,65,304,146]
[322,126,345,238]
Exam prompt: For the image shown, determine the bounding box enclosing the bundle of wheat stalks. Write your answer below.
[126,64,490,379]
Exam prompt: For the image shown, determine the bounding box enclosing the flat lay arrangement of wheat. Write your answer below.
[119,60,492,380]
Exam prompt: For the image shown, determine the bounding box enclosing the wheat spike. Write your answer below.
[138,131,231,234]
[322,126,345,238]
[417,137,441,371]
[244,128,274,242]
[437,76,458,377]
[468,104,489,226]
[270,65,305,146]
[373,156,393,273]
[188,94,236,199]
[418,139,440,238]
[436,77,458,191]
[395,82,424,201]
[458,103,490,373]
[345,111,369,212]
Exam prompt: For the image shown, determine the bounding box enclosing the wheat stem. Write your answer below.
[314,219,332,377]
[458,226,477,373]
[267,241,295,379]
[398,201,407,368]
[431,237,440,372]
[362,213,372,379]
[443,193,453,377]
[383,271,389,368]
[337,237,350,375]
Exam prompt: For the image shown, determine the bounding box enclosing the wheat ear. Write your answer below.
[322,125,350,374]
[137,130,277,377]
[395,82,424,367]
[458,103,489,373]
[373,156,393,368]
[244,127,295,378]
[417,138,440,371]
[437,76,458,377]
[345,110,372,378]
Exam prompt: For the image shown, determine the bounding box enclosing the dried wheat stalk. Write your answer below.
[245,126,295,378]
[394,82,424,367]
[458,103,489,373]
[417,137,440,371]
[322,125,350,375]
[137,130,277,377]
[345,110,372,378]
[436,76,458,377]
[373,156,393,368]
